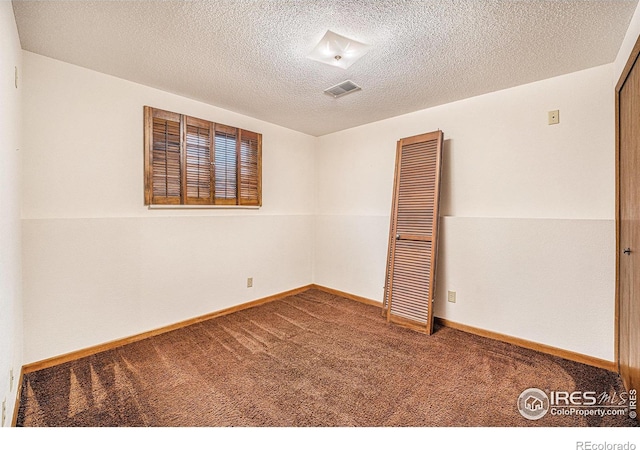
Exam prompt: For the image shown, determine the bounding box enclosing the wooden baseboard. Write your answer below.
[312,285,616,372]
[11,367,24,427]
[22,285,313,374]
[19,283,617,377]
[434,318,617,372]
[311,284,383,308]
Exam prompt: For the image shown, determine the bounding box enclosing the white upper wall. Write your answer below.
[0,1,23,425]
[317,64,615,220]
[22,52,316,220]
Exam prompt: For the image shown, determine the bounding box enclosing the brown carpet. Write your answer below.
[16,289,637,427]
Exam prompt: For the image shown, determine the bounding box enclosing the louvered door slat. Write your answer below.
[383,130,444,334]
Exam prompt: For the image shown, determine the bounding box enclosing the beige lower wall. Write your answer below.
[314,216,615,361]
[22,215,313,363]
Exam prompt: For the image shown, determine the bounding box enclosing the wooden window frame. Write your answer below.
[144,106,262,207]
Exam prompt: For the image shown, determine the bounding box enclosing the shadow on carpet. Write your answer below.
[16,289,638,427]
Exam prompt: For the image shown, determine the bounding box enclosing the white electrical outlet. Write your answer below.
[247,277,253,288]
[1,399,6,427]
[9,369,14,392]
[447,290,456,303]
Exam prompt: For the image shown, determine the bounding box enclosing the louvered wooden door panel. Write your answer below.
[384,131,444,334]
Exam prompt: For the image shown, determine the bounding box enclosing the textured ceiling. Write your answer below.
[12,0,639,136]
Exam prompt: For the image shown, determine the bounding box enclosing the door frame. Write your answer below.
[615,33,640,374]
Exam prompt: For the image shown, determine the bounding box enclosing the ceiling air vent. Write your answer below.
[324,80,361,98]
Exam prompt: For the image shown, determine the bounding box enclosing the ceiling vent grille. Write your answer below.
[324,80,361,98]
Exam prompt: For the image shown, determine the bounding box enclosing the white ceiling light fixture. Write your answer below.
[307,30,370,69]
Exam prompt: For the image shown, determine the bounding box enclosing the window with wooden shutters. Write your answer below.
[144,106,262,207]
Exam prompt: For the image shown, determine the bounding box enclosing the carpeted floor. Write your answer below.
[16,289,638,427]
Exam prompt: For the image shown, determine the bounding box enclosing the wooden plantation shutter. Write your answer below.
[145,108,183,205]
[214,124,238,205]
[239,130,261,206]
[185,116,213,205]
[144,107,261,207]
[383,130,444,334]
